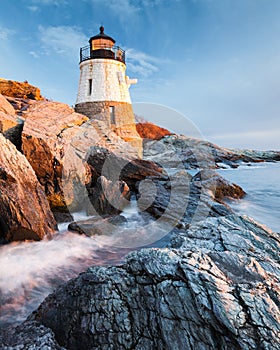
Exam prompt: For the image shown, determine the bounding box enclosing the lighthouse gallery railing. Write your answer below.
[79,45,125,64]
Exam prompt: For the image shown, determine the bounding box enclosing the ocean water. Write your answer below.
[218,162,280,233]
[0,200,158,330]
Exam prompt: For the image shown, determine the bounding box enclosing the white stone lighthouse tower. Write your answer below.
[75,26,142,154]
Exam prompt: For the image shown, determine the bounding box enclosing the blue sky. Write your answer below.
[0,0,280,150]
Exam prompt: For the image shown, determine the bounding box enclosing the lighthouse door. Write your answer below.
[110,106,116,125]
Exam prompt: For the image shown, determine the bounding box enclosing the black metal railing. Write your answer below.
[80,45,125,64]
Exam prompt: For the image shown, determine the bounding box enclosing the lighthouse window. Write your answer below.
[110,106,116,125]
[88,79,92,95]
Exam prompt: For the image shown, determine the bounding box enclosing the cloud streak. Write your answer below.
[89,0,168,23]
[30,0,68,5]
[0,26,15,41]
[38,25,87,59]
[125,48,159,77]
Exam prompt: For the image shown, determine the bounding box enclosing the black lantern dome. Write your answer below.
[89,26,116,45]
[79,26,125,64]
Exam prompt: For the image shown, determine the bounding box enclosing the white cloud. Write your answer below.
[90,0,168,18]
[27,6,39,12]
[89,0,154,26]
[38,25,88,58]
[125,48,159,77]
[29,51,40,58]
[91,0,140,18]
[141,0,171,6]
[30,0,68,5]
[0,26,15,41]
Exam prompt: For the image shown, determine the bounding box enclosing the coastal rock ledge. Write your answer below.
[3,214,279,349]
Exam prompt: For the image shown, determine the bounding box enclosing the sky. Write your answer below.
[0,0,279,150]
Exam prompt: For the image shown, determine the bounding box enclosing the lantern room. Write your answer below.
[80,26,125,63]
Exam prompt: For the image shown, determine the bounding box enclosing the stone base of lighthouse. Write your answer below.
[75,101,143,158]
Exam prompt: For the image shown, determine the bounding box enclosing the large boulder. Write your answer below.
[0,78,43,100]
[68,215,127,237]
[87,146,165,189]
[87,175,130,215]
[192,169,246,202]
[138,170,237,227]
[23,214,280,350]
[0,133,56,242]
[21,101,90,209]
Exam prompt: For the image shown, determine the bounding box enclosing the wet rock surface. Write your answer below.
[87,176,130,216]
[139,169,238,226]
[192,169,246,202]
[68,215,127,237]
[19,214,279,350]
[0,133,56,242]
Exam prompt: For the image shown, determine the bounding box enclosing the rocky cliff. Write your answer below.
[0,133,56,242]
[0,94,23,148]
[21,101,89,209]
[0,78,43,100]
[143,134,280,169]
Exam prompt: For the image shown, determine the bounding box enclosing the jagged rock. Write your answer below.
[231,148,280,162]
[21,101,145,210]
[0,321,64,349]
[0,133,56,242]
[0,94,23,149]
[22,214,280,350]
[136,122,172,140]
[0,93,16,115]
[87,146,165,189]
[21,101,90,209]
[0,78,43,100]
[143,134,280,169]
[137,170,192,222]
[68,215,127,237]
[87,176,130,215]
[192,169,246,202]
[139,170,235,227]
[5,96,38,116]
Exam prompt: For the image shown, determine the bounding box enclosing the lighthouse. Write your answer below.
[75,26,142,155]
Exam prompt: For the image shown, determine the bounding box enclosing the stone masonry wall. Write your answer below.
[75,101,134,129]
